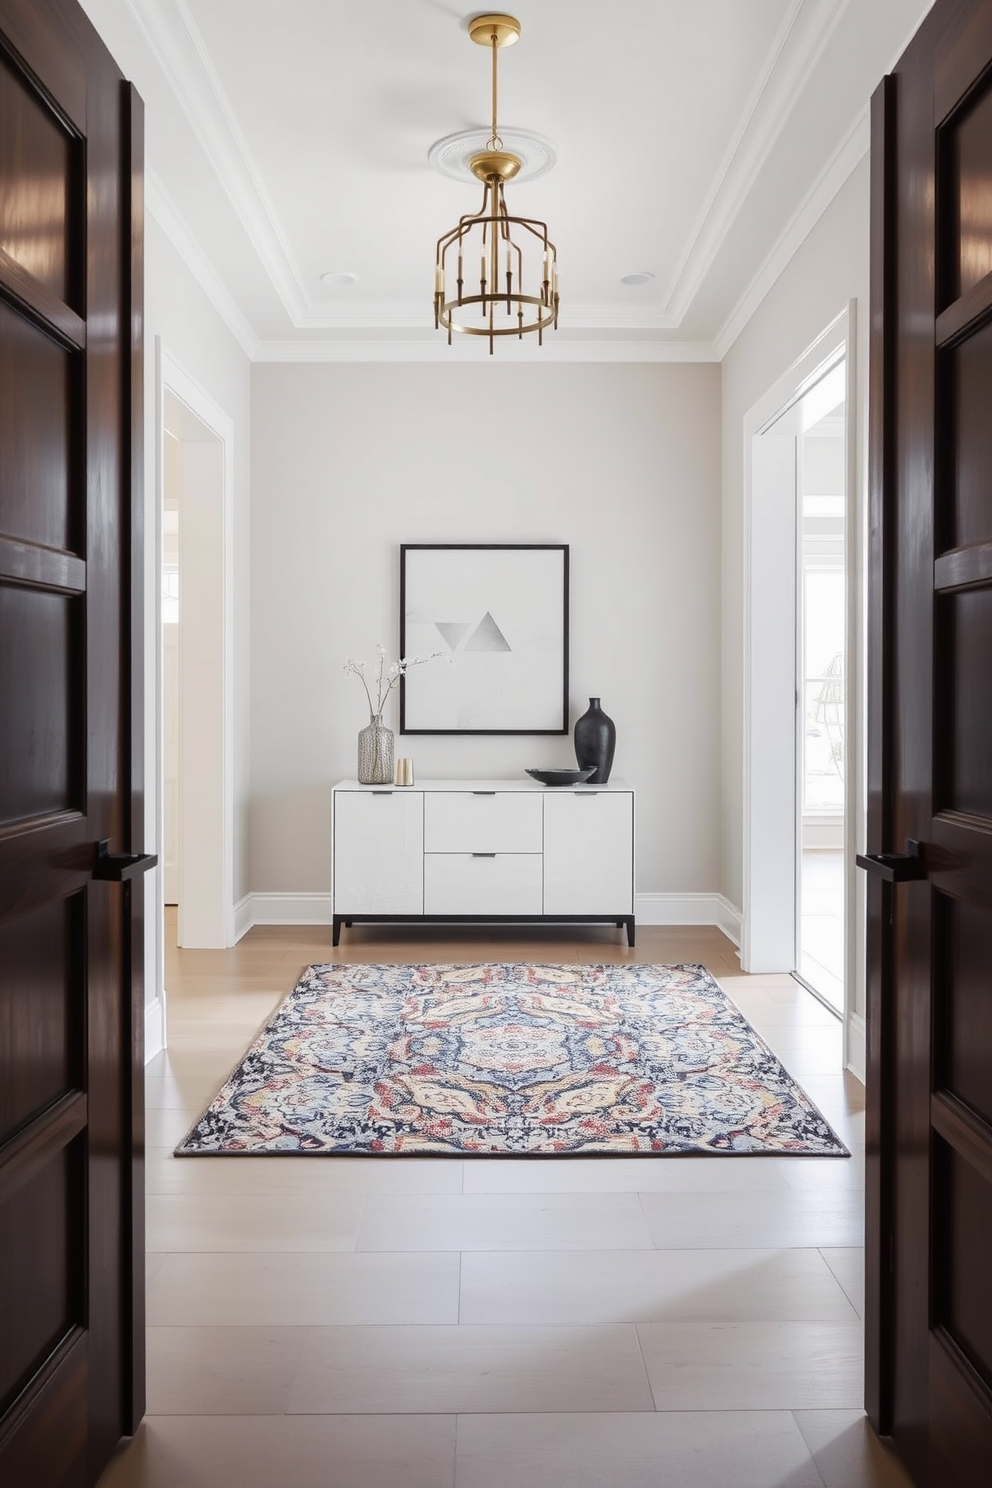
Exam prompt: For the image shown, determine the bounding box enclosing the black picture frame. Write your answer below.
[399,543,569,735]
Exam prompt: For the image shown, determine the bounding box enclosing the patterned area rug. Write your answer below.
[175,962,849,1157]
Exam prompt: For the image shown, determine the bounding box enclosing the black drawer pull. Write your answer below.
[472,791,497,796]
[471,852,497,858]
[371,791,394,796]
[856,839,926,882]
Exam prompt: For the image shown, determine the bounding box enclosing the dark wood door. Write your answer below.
[0,1,148,1484]
[866,2,992,1485]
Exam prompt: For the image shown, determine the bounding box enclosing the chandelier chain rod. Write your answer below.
[489,32,502,151]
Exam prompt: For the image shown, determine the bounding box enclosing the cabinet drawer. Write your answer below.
[333,790,423,913]
[543,791,633,914]
[424,791,543,853]
[424,853,543,915]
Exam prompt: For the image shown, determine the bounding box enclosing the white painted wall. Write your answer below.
[249,363,722,904]
[721,159,870,1061]
[143,217,251,1045]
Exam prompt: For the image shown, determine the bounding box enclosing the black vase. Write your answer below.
[573,697,616,784]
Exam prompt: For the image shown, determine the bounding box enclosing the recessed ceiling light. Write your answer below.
[620,271,655,287]
[320,270,358,287]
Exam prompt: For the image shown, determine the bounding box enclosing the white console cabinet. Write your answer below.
[331,778,635,945]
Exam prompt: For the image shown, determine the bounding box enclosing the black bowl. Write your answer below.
[525,767,597,787]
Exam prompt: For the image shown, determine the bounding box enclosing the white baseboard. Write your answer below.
[238,891,743,941]
[250,892,333,925]
[144,995,165,1063]
[233,893,254,943]
[803,818,844,850]
[714,895,743,949]
[845,1010,866,1084]
[635,892,742,947]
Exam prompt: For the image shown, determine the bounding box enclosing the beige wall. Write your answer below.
[249,362,722,901]
[720,156,870,912]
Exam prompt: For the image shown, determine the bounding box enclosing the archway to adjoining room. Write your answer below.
[157,344,235,953]
[742,304,863,1064]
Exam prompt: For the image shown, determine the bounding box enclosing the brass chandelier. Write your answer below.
[433,13,559,351]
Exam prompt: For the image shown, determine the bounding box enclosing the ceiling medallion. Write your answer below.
[433,13,559,351]
[428,127,557,185]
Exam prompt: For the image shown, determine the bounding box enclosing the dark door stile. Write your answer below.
[865,4,992,1486]
[0,2,148,1486]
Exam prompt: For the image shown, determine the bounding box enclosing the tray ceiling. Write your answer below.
[78,0,932,358]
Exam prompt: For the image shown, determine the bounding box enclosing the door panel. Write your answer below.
[933,893,992,1128]
[0,52,74,301]
[0,1,146,1484]
[867,4,992,1484]
[0,895,83,1138]
[0,1141,82,1411]
[0,587,77,822]
[949,82,992,298]
[0,300,73,549]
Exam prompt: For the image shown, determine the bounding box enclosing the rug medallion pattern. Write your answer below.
[176,962,848,1157]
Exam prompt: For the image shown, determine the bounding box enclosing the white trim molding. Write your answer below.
[144,995,165,1063]
[128,0,309,323]
[714,106,869,360]
[146,169,259,359]
[233,893,254,943]
[846,1011,866,1085]
[666,0,849,324]
[635,893,741,946]
[250,893,333,926]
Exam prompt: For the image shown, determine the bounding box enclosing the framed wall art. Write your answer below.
[399,544,569,734]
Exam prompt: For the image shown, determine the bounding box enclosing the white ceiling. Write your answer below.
[79,0,932,359]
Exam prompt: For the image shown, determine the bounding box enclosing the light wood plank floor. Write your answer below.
[99,917,913,1488]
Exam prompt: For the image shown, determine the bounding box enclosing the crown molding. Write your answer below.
[713,103,869,361]
[127,0,310,321]
[146,168,259,359]
[252,338,719,364]
[662,0,852,323]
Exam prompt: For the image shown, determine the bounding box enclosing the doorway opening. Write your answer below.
[795,370,846,1014]
[743,304,863,1065]
[162,418,180,908]
[158,347,235,953]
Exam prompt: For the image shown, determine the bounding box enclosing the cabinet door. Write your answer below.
[543,792,633,913]
[333,791,424,913]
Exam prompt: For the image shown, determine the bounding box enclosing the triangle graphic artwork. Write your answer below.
[464,611,512,652]
[435,621,472,650]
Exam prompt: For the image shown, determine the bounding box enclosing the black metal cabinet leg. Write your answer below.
[626,918,635,947]
[332,916,342,947]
